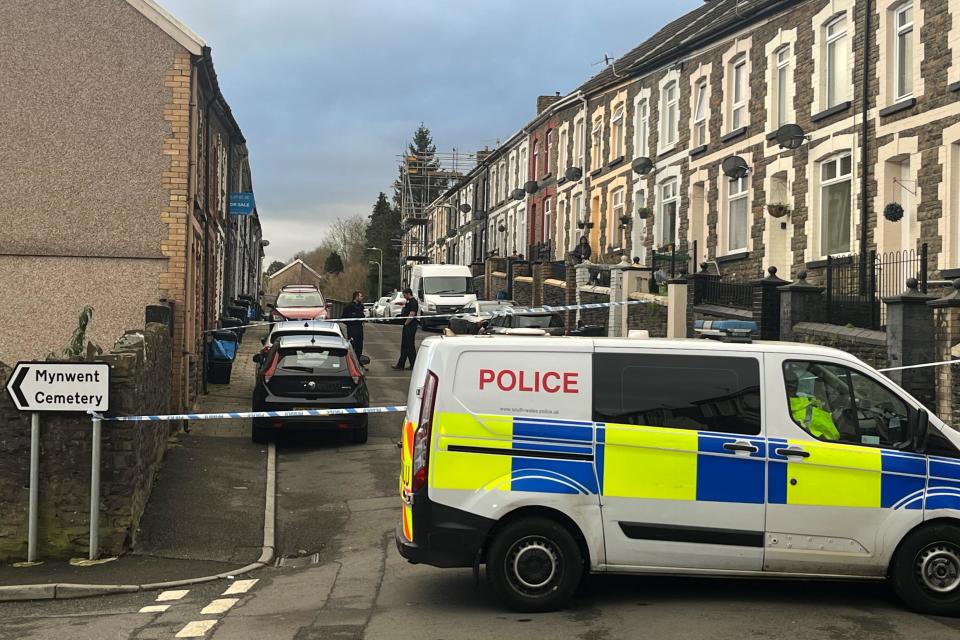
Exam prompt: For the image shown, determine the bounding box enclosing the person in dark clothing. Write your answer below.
[571,236,592,263]
[392,288,419,370]
[342,290,365,358]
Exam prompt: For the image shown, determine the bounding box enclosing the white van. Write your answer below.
[396,332,960,614]
[409,264,477,329]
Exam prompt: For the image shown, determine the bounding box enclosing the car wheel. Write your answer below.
[891,523,960,616]
[486,517,583,612]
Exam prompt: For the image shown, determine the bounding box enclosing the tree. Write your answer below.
[393,124,449,215]
[265,260,285,277]
[365,192,401,295]
[324,251,344,275]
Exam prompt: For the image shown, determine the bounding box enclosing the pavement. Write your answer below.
[4,323,960,638]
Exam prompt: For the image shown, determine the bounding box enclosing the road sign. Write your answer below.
[5,362,109,412]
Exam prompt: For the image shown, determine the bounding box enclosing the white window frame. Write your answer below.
[592,116,603,170]
[693,79,708,146]
[546,129,554,175]
[894,2,914,101]
[611,103,625,159]
[611,187,625,247]
[726,175,749,253]
[544,196,552,242]
[635,97,649,158]
[775,45,791,129]
[532,141,540,181]
[657,178,679,248]
[574,118,584,167]
[660,81,679,150]
[730,55,747,130]
[819,153,854,257]
[825,15,850,109]
[558,128,568,173]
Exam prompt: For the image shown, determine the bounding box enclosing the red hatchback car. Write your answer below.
[269,286,329,322]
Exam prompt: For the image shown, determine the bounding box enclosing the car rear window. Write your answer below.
[514,314,563,328]
[479,302,512,312]
[271,330,339,343]
[278,348,347,373]
[277,291,324,307]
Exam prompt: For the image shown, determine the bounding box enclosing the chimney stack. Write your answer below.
[475,147,492,164]
[536,92,562,115]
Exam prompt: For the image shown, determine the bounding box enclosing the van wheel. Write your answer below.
[891,523,960,616]
[486,517,583,612]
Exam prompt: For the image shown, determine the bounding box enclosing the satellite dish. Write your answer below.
[721,155,750,180]
[524,180,540,195]
[631,157,654,175]
[459,203,471,214]
[565,166,583,181]
[775,123,807,150]
[511,188,525,201]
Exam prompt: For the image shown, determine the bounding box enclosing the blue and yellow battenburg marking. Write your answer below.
[430,412,960,511]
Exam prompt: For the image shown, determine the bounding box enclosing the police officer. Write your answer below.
[392,288,419,370]
[342,290,365,358]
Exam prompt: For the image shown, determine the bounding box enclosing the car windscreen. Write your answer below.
[513,314,562,328]
[277,348,347,373]
[276,291,324,307]
[422,276,472,295]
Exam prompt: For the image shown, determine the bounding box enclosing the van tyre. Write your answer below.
[486,517,583,612]
[891,523,960,616]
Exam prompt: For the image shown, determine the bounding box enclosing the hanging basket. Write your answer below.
[884,202,904,222]
[636,207,653,220]
[766,203,791,219]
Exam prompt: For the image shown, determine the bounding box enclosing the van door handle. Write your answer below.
[775,447,810,458]
[723,442,758,453]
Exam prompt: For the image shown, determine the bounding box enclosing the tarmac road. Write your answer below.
[4,323,960,639]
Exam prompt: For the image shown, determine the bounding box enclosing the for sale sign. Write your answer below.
[5,362,110,412]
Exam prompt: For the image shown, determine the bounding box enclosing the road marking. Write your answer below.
[200,598,239,615]
[157,589,189,601]
[175,620,218,637]
[138,604,170,613]
[222,579,258,595]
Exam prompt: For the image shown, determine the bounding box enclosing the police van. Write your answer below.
[396,332,960,614]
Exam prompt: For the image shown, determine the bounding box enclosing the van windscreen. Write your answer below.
[423,276,472,295]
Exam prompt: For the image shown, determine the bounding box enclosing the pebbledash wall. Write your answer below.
[0,310,172,562]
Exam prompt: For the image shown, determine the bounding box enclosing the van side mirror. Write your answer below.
[359,355,371,367]
[913,409,930,451]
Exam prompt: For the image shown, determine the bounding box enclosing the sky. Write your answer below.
[159,0,703,263]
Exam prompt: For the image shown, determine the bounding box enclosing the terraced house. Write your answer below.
[434,0,960,294]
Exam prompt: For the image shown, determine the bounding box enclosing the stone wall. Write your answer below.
[0,316,172,562]
[490,272,508,300]
[579,287,611,332]
[473,275,486,300]
[627,292,668,337]
[791,322,888,369]
[513,276,533,306]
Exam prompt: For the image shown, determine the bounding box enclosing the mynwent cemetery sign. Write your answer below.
[5,362,109,412]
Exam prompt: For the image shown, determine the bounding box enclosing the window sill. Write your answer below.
[658,144,678,157]
[607,156,625,169]
[557,176,567,185]
[589,168,603,178]
[811,101,852,123]
[941,268,960,280]
[950,81,960,93]
[805,254,852,269]
[715,250,750,264]
[879,98,916,117]
[689,144,708,157]
[720,127,748,143]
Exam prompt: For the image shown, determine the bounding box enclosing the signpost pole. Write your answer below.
[27,412,39,563]
[88,414,102,560]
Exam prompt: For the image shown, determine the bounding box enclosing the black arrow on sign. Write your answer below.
[10,366,28,408]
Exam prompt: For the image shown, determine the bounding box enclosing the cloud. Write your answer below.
[159,0,702,261]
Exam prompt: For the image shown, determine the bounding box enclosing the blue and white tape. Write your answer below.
[93,405,407,423]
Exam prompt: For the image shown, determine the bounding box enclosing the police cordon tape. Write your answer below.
[90,405,408,423]
[202,298,661,333]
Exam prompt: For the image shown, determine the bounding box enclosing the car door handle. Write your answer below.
[723,442,759,453]
[775,447,810,458]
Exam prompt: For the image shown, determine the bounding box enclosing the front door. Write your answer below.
[595,350,767,571]
[763,355,925,576]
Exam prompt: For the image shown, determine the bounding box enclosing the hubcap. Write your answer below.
[506,537,560,594]
[917,544,960,594]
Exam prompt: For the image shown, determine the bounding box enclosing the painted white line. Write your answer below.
[175,620,218,638]
[222,579,258,595]
[200,597,239,615]
[157,589,189,601]
[138,604,170,613]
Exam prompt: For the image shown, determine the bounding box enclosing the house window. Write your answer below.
[532,141,540,181]
[544,197,552,242]
[658,178,678,247]
[574,119,584,166]
[727,175,749,253]
[661,82,678,148]
[611,187,625,248]
[894,3,914,101]
[774,45,791,128]
[611,103,625,159]
[558,128,568,173]
[730,55,747,130]
[592,117,603,170]
[635,98,649,157]
[545,129,553,175]
[500,161,507,200]
[519,148,527,186]
[693,79,708,146]
[825,15,851,108]
[820,154,853,256]
[572,193,583,237]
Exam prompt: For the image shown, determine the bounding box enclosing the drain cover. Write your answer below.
[275,552,320,568]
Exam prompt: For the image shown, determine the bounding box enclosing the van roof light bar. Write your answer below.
[693,320,756,344]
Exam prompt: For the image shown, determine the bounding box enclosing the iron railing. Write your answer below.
[529,242,553,263]
[587,265,612,288]
[651,244,692,279]
[825,243,928,329]
[549,260,566,281]
[694,277,754,310]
